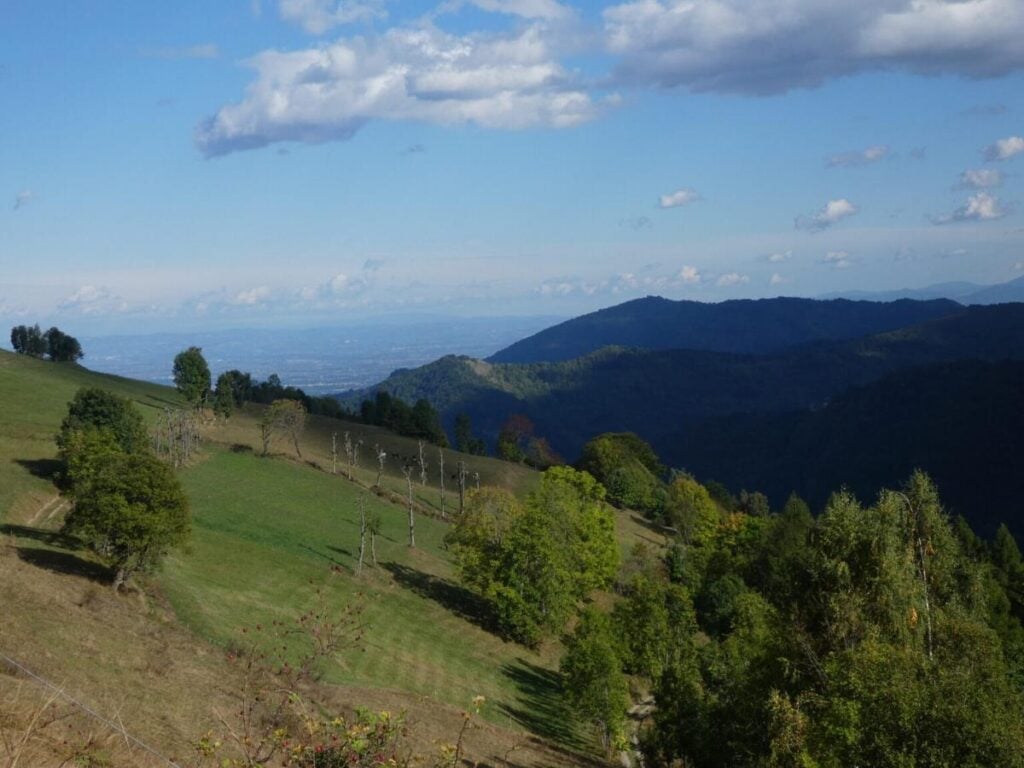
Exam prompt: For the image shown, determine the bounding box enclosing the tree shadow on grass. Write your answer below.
[498,659,590,754]
[1,524,112,584]
[299,543,353,573]
[12,458,63,482]
[382,562,499,634]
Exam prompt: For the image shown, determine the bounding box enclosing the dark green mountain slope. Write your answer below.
[488,296,961,363]
[670,359,1024,537]
[341,304,1024,469]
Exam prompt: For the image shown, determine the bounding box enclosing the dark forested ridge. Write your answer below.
[488,295,961,364]
[670,359,1024,536]
[343,303,1024,533]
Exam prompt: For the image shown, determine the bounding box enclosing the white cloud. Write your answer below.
[1015,261,1024,271]
[765,250,792,263]
[279,0,386,34]
[138,44,220,60]
[769,272,788,285]
[821,251,854,269]
[985,136,1024,162]
[932,192,1006,224]
[12,190,33,210]
[195,24,599,156]
[448,0,573,20]
[677,265,701,284]
[826,145,889,168]
[659,188,699,209]
[603,0,1024,94]
[956,168,1003,189]
[231,286,273,305]
[58,285,129,315]
[716,272,749,287]
[796,198,859,232]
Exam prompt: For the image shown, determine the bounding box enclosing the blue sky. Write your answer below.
[2,0,1023,333]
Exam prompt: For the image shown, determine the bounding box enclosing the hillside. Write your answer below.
[0,350,653,766]
[671,359,1024,536]
[823,274,1024,305]
[487,296,961,364]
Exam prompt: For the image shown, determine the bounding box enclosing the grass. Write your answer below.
[0,350,660,765]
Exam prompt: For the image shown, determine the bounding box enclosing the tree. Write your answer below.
[496,414,533,463]
[57,387,149,458]
[9,324,47,357]
[260,399,307,456]
[577,432,664,515]
[172,346,211,408]
[212,371,239,418]
[454,413,486,455]
[561,607,630,752]
[62,452,190,591]
[43,326,83,362]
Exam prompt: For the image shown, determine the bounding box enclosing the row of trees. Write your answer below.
[9,324,83,362]
[56,388,191,591]
[359,390,448,446]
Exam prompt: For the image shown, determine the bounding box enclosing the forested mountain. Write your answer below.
[671,359,1024,536]
[824,274,1024,305]
[342,304,1024,532]
[488,296,961,364]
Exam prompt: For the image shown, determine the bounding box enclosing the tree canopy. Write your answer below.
[57,387,149,458]
[10,323,82,361]
[172,346,211,407]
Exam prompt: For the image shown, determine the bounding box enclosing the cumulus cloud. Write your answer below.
[826,145,889,168]
[659,188,699,209]
[58,286,129,315]
[138,44,219,60]
[985,136,1024,161]
[534,264,703,298]
[716,272,749,287]
[931,192,1006,224]
[795,198,858,232]
[821,251,854,269]
[231,286,273,305]
[443,0,573,19]
[279,0,386,34]
[677,265,701,284]
[769,273,789,285]
[12,190,33,210]
[764,250,792,263]
[956,168,1004,189]
[603,0,1024,94]
[195,24,599,156]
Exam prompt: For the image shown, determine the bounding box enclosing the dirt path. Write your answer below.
[26,494,69,528]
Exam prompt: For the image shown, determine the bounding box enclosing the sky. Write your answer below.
[2,0,1024,334]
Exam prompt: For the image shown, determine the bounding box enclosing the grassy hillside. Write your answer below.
[0,350,654,766]
[487,296,962,363]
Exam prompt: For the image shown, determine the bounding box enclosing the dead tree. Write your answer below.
[418,440,428,487]
[331,432,338,475]
[438,447,447,520]
[402,464,415,548]
[457,460,468,515]
[374,445,386,487]
[474,471,481,491]
[357,495,367,575]
[343,432,354,480]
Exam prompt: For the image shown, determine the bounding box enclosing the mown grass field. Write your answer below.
[0,350,660,764]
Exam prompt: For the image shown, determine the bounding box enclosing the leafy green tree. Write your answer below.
[62,452,190,591]
[453,413,486,455]
[43,326,83,362]
[10,323,47,357]
[57,387,149,457]
[577,432,664,515]
[561,607,630,752]
[496,414,533,463]
[212,371,237,418]
[260,399,307,456]
[172,346,211,408]
[448,466,619,645]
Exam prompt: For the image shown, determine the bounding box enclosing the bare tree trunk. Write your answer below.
[357,496,366,575]
[375,445,386,488]
[438,448,446,520]
[418,440,427,487]
[344,432,354,480]
[457,460,467,515]
[292,428,302,459]
[474,471,480,491]
[370,528,378,566]
[402,465,415,548]
[112,566,127,592]
[332,432,338,475]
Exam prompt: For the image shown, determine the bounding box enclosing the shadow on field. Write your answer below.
[1,524,112,584]
[13,458,63,481]
[383,562,497,633]
[300,543,353,573]
[499,659,587,752]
